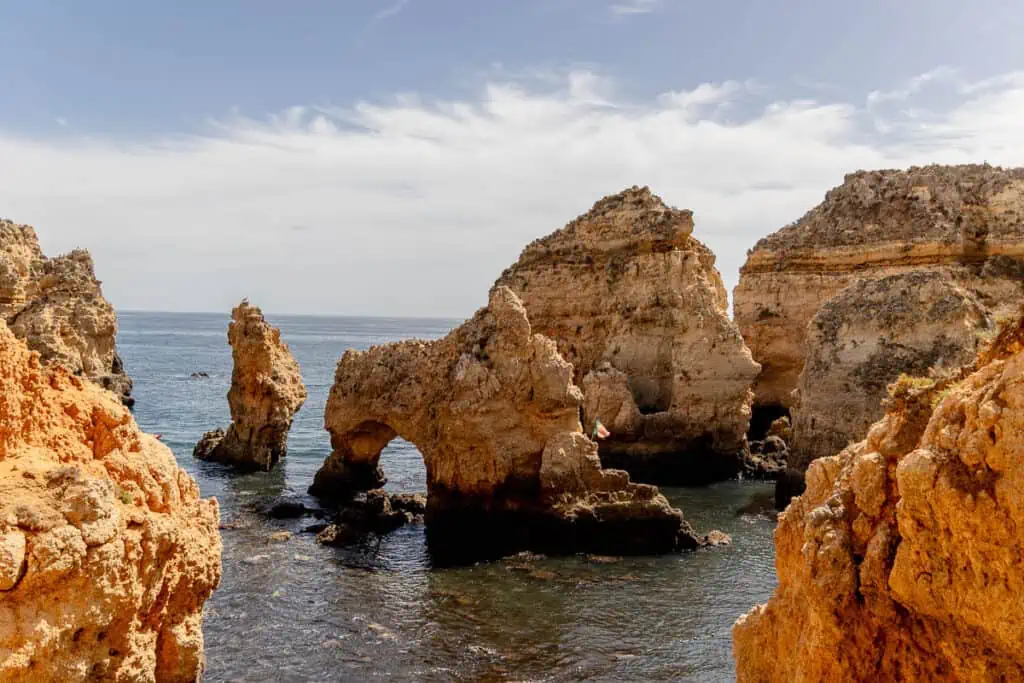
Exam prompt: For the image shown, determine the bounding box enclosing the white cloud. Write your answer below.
[374,0,411,21]
[609,0,663,15]
[3,69,1024,317]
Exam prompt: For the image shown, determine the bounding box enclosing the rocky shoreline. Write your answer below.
[5,163,1024,678]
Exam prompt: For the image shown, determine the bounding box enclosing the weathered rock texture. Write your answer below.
[792,270,993,467]
[0,219,133,407]
[733,318,1024,681]
[311,286,701,561]
[735,164,1024,411]
[495,187,760,484]
[194,300,307,471]
[0,322,221,682]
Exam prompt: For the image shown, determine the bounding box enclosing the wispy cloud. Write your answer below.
[374,0,411,21]
[609,0,662,15]
[3,69,1024,316]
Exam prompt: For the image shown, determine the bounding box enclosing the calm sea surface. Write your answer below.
[118,311,778,683]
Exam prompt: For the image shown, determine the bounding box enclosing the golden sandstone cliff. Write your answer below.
[0,322,221,682]
[735,165,1024,492]
[496,187,760,484]
[733,317,1024,682]
[310,286,704,560]
[194,300,307,471]
[0,219,134,407]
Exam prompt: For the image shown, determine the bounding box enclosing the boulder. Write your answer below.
[193,300,307,471]
[495,186,760,483]
[311,286,703,562]
[0,321,221,682]
[0,219,134,406]
[733,317,1024,680]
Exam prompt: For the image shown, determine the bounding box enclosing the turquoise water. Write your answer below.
[119,311,778,682]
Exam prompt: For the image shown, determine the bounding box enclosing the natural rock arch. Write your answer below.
[310,287,701,560]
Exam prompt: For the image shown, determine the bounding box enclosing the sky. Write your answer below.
[3,1,1024,317]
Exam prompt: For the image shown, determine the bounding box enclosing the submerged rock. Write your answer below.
[0,321,221,681]
[733,317,1024,680]
[0,219,134,406]
[311,286,702,562]
[495,187,760,484]
[194,300,307,471]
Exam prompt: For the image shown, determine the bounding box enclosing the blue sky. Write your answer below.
[2,0,1024,315]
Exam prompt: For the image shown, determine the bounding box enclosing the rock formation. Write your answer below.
[0,321,221,682]
[0,219,134,406]
[735,164,1024,412]
[733,317,1024,681]
[311,286,703,561]
[194,300,306,471]
[791,270,992,467]
[495,187,760,484]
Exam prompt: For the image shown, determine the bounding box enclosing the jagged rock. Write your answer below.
[736,164,1024,412]
[0,321,221,682]
[0,219,134,406]
[311,286,701,562]
[389,493,427,515]
[733,318,1024,680]
[193,300,307,471]
[495,187,760,484]
[791,271,990,472]
[765,416,792,444]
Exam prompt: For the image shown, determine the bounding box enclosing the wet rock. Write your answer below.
[773,468,807,511]
[702,530,732,547]
[268,531,292,543]
[389,492,427,515]
[302,522,331,535]
[190,371,210,378]
[265,499,309,519]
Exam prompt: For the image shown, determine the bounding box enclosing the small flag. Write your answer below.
[592,418,611,440]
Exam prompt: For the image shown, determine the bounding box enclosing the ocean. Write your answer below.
[118,311,778,682]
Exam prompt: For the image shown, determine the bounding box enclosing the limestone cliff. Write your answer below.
[311,286,703,561]
[0,219,134,407]
[735,164,1024,410]
[194,300,306,471]
[791,270,992,467]
[495,187,760,484]
[733,318,1024,681]
[0,322,221,682]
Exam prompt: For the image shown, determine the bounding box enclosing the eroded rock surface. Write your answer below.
[792,270,991,468]
[495,187,760,484]
[0,219,133,406]
[311,286,701,561]
[194,300,307,471]
[733,319,1024,681]
[0,322,221,682]
[735,164,1024,411]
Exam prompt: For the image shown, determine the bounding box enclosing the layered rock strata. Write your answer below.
[495,187,760,484]
[791,270,992,467]
[0,219,133,406]
[0,321,221,682]
[735,164,1024,411]
[311,286,702,562]
[733,317,1024,681]
[194,300,307,471]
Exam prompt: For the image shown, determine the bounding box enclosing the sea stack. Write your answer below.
[495,186,761,484]
[0,321,221,681]
[732,316,1024,681]
[311,286,705,561]
[0,219,134,406]
[734,164,1024,497]
[194,300,307,471]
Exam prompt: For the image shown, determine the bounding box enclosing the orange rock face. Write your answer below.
[496,187,759,483]
[733,319,1024,682]
[311,286,701,560]
[0,322,221,682]
[194,300,307,471]
[0,219,133,406]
